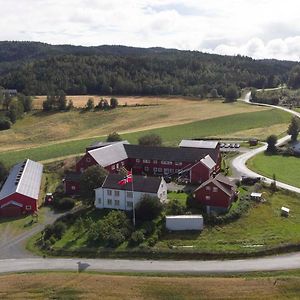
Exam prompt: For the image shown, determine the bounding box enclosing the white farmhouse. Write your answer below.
[95,174,167,211]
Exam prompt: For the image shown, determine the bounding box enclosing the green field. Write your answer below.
[1,271,300,299]
[0,109,290,167]
[247,153,300,188]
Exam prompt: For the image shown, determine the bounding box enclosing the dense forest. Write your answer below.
[0,41,298,96]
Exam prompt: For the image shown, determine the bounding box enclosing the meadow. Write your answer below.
[247,153,300,188]
[1,271,300,299]
[0,108,290,167]
[0,97,266,152]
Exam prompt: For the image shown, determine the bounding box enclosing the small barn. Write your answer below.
[0,159,43,217]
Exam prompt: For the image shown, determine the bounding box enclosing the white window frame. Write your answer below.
[205,196,210,201]
[98,198,101,204]
[114,200,120,206]
[127,201,133,208]
[143,159,151,163]
[107,199,112,205]
[161,161,173,165]
[86,157,91,163]
[127,191,133,198]
[153,160,158,164]
[25,205,32,210]
[213,187,218,193]
[114,190,120,197]
[136,159,141,163]
[107,190,112,196]
[71,185,76,190]
[206,186,211,191]
[175,162,182,166]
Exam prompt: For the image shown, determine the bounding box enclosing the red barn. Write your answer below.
[65,141,222,195]
[193,173,237,213]
[0,159,43,217]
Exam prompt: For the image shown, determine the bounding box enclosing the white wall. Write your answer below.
[95,179,167,211]
[166,216,203,231]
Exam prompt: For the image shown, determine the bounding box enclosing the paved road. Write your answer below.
[2,252,300,274]
[232,92,300,193]
[0,208,64,259]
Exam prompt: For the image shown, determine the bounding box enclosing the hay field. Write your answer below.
[0,98,267,152]
[0,272,299,299]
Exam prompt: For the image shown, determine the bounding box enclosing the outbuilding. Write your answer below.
[0,159,43,217]
[166,215,203,231]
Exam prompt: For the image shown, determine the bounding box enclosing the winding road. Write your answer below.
[232,91,300,193]
[1,91,300,275]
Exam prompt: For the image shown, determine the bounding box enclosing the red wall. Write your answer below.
[76,153,98,173]
[64,180,81,195]
[194,182,234,209]
[0,192,37,217]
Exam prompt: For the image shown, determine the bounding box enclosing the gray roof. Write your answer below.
[88,142,128,167]
[194,173,236,196]
[200,155,216,170]
[0,159,43,201]
[179,140,219,149]
[101,174,163,193]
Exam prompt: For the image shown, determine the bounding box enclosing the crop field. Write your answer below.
[247,153,300,188]
[0,98,267,152]
[0,109,290,167]
[0,272,300,299]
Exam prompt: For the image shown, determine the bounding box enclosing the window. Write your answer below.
[71,185,76,190]
[127,192,133,198]
[175,162,182,166]
[158,168,162,172]
[164,168,169,174]
[116,163,119,169]
[161,161,172,165]
[86,157,91,163]
[206,186,211,191]
[213,187,218,193]
[136,159,140,163]
[143,159,151,163]
[154,167,158,172]
[127,201,133,208]
[153,160,157,164]
[25,205,31,210]
[170,169,174,173]
[107,190,112,196]
[98,198,101,204]
[115,200,120,206]
[114,190,120,197]
[107,199,112,205]
[205,196,210,201]
[145,166,149,171]
[111,165,115,170]
[121,161,125,166]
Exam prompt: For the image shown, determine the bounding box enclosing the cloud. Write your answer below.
[0,0,299,61]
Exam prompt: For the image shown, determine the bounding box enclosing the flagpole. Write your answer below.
[131,168,136,227]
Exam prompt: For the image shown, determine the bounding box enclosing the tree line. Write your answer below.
[0,42,296,97]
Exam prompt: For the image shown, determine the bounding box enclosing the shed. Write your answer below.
[166,215,203,231]
[281,206,290,217]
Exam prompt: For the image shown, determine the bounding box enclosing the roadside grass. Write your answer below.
[1,272,300,299]
[247,153,300,188]
[156,189,300,253]
[0,109,290,168]
[0,98,265,152]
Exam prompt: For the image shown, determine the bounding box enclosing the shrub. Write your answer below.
[52,221,67,239]
[136,195,163,221]
[54,198,75,211]
[140,221,156,235]
[106,132,122,142]
[0,117,11,130]
[138,134,162,147]
[130,230,145,245]
[166,199,186,215]
[147,235,158,247]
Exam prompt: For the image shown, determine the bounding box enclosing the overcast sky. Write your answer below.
[1,0,300,61]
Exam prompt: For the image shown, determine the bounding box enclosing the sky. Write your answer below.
[1,0,300,61]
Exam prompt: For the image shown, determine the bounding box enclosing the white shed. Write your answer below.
[281,206,290,217]
[166,215,203,231]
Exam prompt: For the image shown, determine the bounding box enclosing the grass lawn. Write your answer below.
[167,191,188,206]
[36,188,300,256]
[1,272,300,299]
[0,109,290,167]
[156,189,300,253]
[247,153,300,188]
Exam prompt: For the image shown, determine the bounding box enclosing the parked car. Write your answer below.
[230,143,235,148]
[164,176,172,183]
[220,143,225,148]
[224,143,230,148]
[234,143,240,148]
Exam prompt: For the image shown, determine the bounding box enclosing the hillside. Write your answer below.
[0,41,297,96]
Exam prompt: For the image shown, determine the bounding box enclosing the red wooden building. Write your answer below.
[0,159,43,217]
[65,141,221,195]
[193,173,237,213]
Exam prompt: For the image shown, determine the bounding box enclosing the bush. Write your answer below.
[147,235,158,247]
[166,199,186,215]
[138,134,162,147]
[136,195,163,221]
[106,132,122,142]
[0,117,11,130]
[140,221,156,235]
[54,198,75,211]
[130,230,145,245]
[52,221,67,239]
